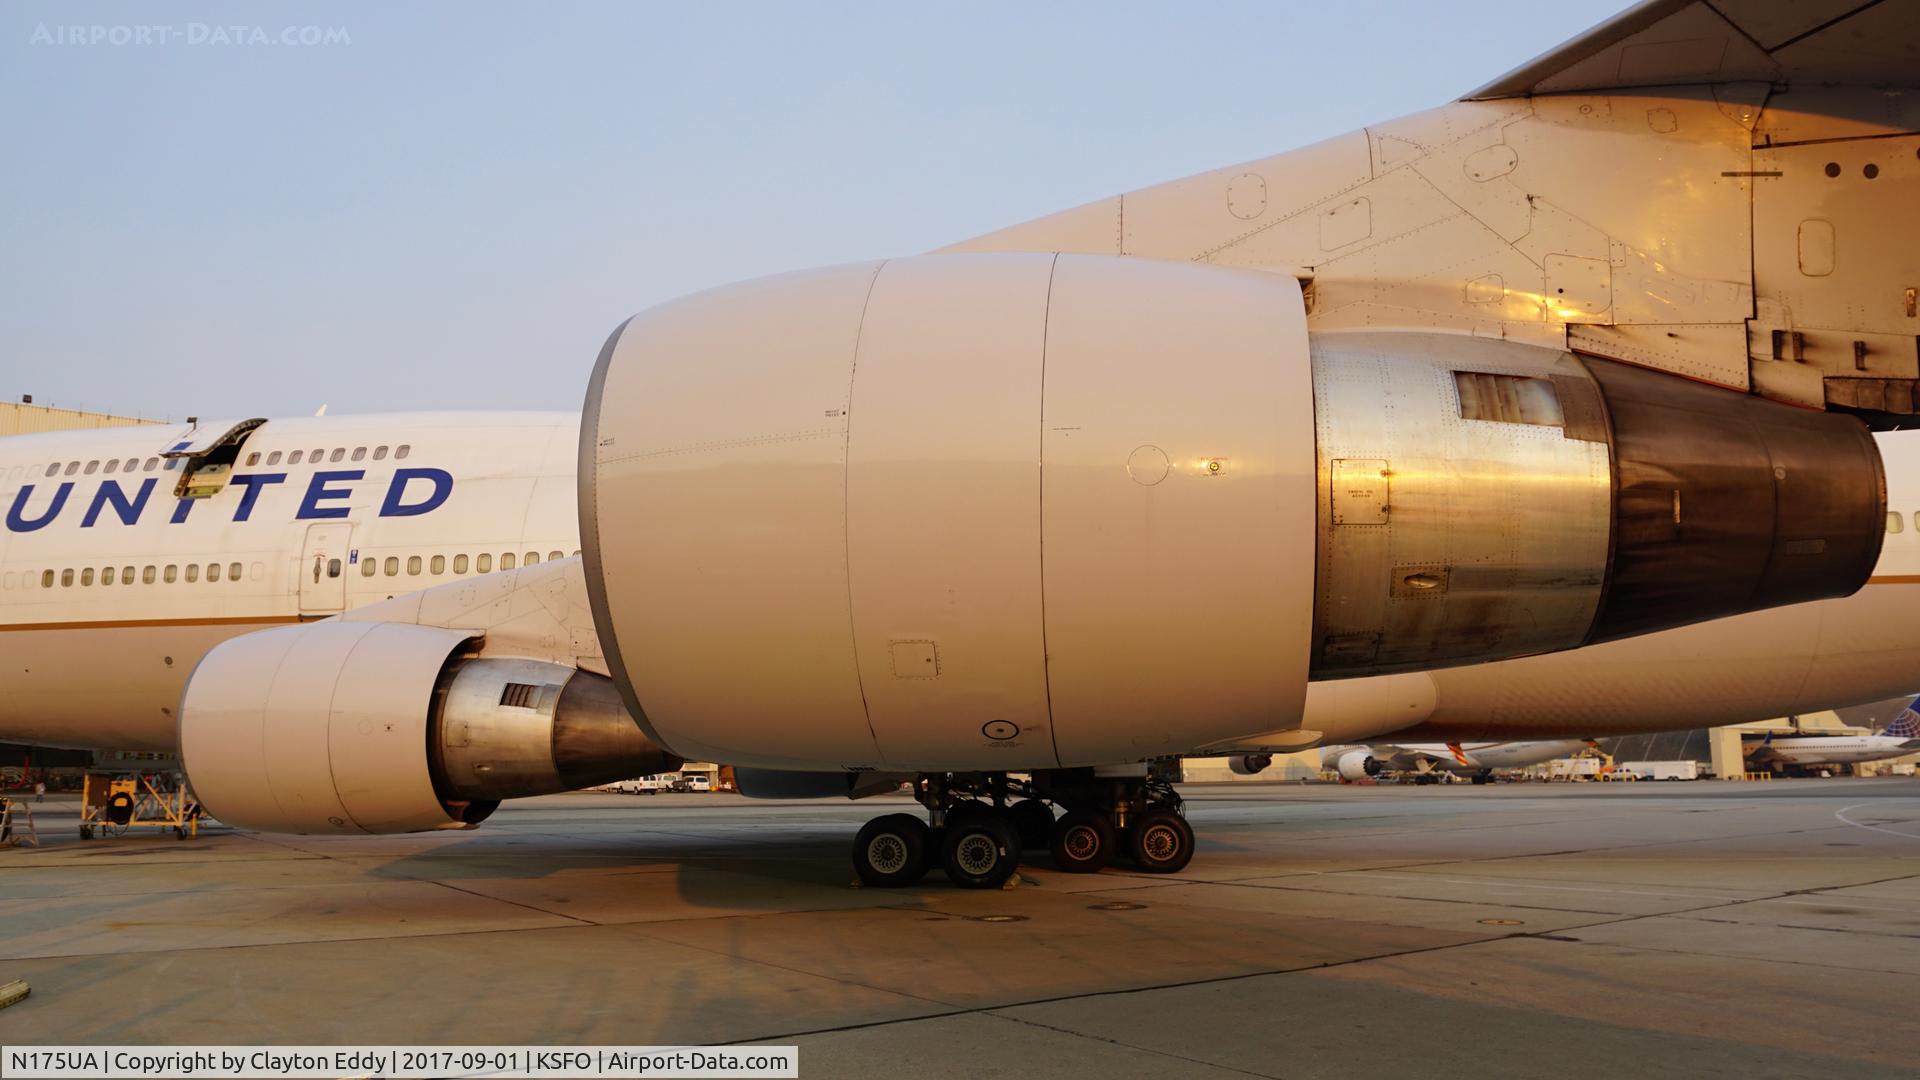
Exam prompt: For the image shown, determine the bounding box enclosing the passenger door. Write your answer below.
[298,523,352,615]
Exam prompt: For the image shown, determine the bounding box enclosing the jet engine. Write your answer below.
[1228,754,1273,776]
[178,621,677,833]
[580,252,1884,772]
[1332,751,1383,782]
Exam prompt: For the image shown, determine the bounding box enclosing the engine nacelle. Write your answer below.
[1228,754,1273,776]
[179,622,677,833]
[1333,750,1382,782]
[581,252,1883,772]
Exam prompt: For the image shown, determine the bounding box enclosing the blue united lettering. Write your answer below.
[4,469,455,531]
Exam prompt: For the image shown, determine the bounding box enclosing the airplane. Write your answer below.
[7,411,1920,880]
[1314,740,1591,785]
[6,1,1919,890]
[1742,701,1920,774]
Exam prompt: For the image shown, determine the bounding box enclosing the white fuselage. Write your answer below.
[0,412,580,750]
[1745,736,1920,767]
[5,416,1920,758]
[1323,739,1588,776]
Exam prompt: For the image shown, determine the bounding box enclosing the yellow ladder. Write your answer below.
[0,797,40,847]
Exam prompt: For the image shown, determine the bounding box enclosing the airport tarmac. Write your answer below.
[3,779,1918,1078]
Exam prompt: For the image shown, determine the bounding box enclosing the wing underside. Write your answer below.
[1468,0,1920,99]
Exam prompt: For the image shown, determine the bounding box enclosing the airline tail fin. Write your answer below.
[1886,699,1920,739]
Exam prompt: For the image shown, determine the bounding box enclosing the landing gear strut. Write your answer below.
[849,762,1194,887]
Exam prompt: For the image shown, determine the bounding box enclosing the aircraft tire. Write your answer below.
[1009,798,1054,851]
[852,813,931,888]
[1049,809,1115,873]
[1127,809,1195,874]
[941,815,1019,889]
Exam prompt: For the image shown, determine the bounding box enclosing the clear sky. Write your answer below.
[1,1,1623,421]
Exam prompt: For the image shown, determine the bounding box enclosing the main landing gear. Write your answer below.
[850,764,1196,889]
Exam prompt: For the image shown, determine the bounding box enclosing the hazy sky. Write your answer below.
[2,1,1622,421]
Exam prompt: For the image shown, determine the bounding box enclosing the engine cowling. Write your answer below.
[1228,754,1273,776]
[580,252,1884,772]
[1333,750,1382,782]
[179,621,677,833]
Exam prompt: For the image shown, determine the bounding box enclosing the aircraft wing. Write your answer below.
[1467,0,1920,99]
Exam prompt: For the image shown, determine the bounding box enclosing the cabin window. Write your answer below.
[549,550,563,562]
[267,451,283,465]
[80,568,94,586]
[373,446,388,461]
[185,564,199,583]
[164,565,177,583]
[143,566,156,584]
[453,554,468,574]
[310,448,323,463]
[571,549,580,558]
[245,452,260,466]
[351,447,367,462]
[103,459,119,474]
[229,562,243,581]
[1911,511,1920,533]
[63,462,79,476]
[289,450,304,464]
[122,566,133,585]
[60,569,73,587]
[144,458,158,472]
[500,553,516,570]
[362,558,377,577]
[1890,512,1905,534]
[41,570,54,588]
[102,567,116,585]
[524,552,541,566]
[207,563,222,583]
[330,448,345,463]
[430,555,445,574]
[476,553,492,573]
[407,556,422,576]
[395,444,411,460]
[84,460,99,474]
[164,458,180,470]
[44,464,58,477]
[384,556,399,576]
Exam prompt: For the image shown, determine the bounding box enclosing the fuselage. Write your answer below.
[0,411,580,749]
[5,413,1920,757]
[1745,736,1920,767]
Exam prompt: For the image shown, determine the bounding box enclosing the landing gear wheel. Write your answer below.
[940,816,1019,889]
[1049,809,1116,873]
[1127,809,1195,874]
[1009,799,1054,851]
[79,825,92,840]
[852,813,931,887]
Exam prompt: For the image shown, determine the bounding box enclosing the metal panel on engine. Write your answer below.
[843,254,1054,769]
[1040,256,1316,765]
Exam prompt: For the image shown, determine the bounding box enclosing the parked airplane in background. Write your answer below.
[1744,702,1920,774]
[6,1,1918,890]
[1313,741,1590,785]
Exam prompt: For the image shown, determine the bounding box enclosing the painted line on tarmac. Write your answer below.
[1835,803,1920,840]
